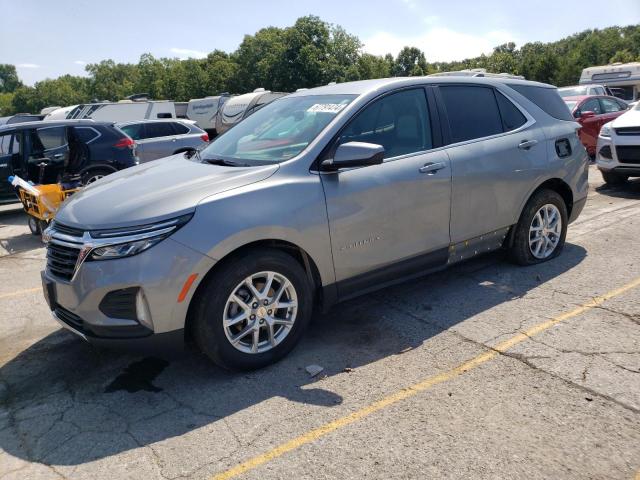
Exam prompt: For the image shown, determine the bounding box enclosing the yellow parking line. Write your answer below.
[211,275,640,480]
[0,287,40,300]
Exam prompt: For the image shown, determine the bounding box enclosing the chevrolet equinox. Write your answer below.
[42,77,588,370]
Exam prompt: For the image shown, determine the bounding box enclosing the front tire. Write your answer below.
[192,248,313,370]
[509,189,568,266]
[601,170,628,186]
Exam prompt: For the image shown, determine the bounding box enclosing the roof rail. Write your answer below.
[428,69,525,80]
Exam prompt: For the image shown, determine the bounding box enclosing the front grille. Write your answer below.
[51,221,84,237]
[54,305,84,331]
[616,146,640,164]
[46,242,80,280]
[615,127,640,136]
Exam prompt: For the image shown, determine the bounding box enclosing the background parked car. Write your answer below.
[558,84,612,98]
[595,102,640,185]
[0,114,44,126]
[0,120,138,203]
[563,95,629,156]
[117,119,209,163]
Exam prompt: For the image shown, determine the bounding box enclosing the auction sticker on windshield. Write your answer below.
[307,103,348,113]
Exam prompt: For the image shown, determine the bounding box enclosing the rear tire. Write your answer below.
[81,168,113,185]
[509,189,568,266]
[27,216,41,235]
[601,170,628,186]
[192,248,313,370]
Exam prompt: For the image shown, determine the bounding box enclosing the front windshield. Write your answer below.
[200,94,356,164]
[558,86,587,98]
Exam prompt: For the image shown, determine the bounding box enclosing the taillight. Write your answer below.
[114,137,135,149]
[200,133,209,142]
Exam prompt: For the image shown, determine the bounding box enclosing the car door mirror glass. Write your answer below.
[322,141,384,171]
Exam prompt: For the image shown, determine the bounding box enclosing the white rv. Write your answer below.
[215,88,288,135]
[43,105,78,121]
[59,100,177,123]
[579,62,640,102]
[186,95,230,135]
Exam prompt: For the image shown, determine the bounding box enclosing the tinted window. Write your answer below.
[440,86,503,143]
[339,88,432,158]
[0,134,13,155]
[35,127,66,150]
[581,98,602,115]
[600,98,623,113]
[172,122,190,135]
[508,84,574,121]
[120,124,144,140]
[73,127,99,143]
[143,123,176,139]
[496,92,527,131]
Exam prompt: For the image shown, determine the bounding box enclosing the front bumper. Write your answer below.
[42,237,215,352]
[595,132,640,177]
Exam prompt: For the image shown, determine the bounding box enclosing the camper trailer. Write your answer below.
[186,95,230,136]
[215,88,288,135]
[64,100,177,122]
[579,62,640,103]
[43,105,78,121]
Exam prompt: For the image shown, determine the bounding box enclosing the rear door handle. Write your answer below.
[419,162,446,174]
[518,139,538,150]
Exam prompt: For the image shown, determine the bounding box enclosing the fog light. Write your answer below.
[599,145,612,160]
[135,289,153,330]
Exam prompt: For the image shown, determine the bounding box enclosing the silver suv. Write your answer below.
[42,77,588,370]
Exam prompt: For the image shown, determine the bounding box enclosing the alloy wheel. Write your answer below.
[529,203,562,259]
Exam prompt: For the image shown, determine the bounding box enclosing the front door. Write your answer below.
[320,88,452,298]
[576,97,603,155]
[0,131,22,203]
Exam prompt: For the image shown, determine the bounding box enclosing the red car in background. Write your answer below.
[563,95,629,156]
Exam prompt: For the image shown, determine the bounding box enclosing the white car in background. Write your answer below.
[596,102,640,185]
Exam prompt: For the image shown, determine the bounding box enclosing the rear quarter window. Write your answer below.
[508,84,574,121]
[171,123,190,135]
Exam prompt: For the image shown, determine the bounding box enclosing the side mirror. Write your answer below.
[321,141,384,171]
[580,110,596,119]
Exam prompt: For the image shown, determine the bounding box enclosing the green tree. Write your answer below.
[394,47,427,76]
[0,64,22,93]
[0,92,14,115]
[85,60,139,100]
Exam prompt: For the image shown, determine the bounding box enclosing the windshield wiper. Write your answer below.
[202,158,250,167]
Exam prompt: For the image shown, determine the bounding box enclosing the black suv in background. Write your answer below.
[0,120,138,204]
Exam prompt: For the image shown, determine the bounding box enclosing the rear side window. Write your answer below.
[143,123,176,139]
[338,88,433,159]
[600,98,623,113]
[440,86,503,143]
[73,127,99,143]
[508,84,574,121]
[171,122,190,135]
[35,127,67,150]
[496,92,527,131]
[120,124,144,140]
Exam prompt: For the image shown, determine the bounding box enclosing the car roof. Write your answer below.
[115,119,193,126]
[0,119,112,132]
[286,76,555,98]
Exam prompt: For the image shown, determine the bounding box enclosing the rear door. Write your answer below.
[26,126,69,183]
[136,122,177,162]
[437,84,544,243]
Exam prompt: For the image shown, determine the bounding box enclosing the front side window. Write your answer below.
[440,85,503,143]
[337,89,432,159]
[201,94,356,164]
[0,133,14,155]
[34,127,66,151]
[600,98,623,113]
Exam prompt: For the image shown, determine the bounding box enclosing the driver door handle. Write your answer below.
[518,139,538,150]
[419,162,446,174]
[52,153,64,159]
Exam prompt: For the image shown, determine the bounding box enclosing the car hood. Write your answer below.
[55,154,279,229]
[611,109,640,128]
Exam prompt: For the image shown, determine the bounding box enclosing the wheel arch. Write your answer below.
[506,177,574,248]
[78,163,118,176]
[184,239,324,343]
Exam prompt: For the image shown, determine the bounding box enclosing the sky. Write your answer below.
[1,0,639,85]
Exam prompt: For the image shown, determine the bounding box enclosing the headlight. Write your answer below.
[87,213,192,261]
[599,123,612,138]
